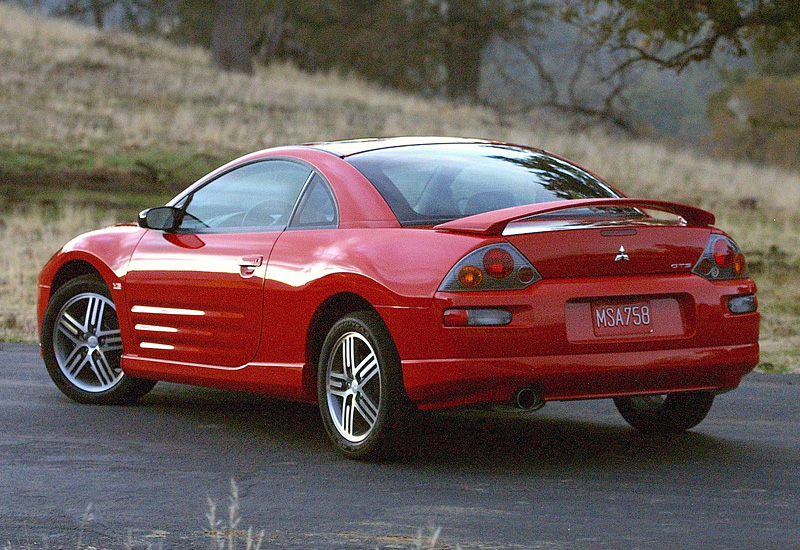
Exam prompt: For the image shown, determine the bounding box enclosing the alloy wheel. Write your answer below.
[325,331,382,443]
[53,292,124,392]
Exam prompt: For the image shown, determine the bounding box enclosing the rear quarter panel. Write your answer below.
[259,227,494,366]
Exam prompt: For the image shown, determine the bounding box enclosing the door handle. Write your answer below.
[239,255,263,278]
[239,255,263,268]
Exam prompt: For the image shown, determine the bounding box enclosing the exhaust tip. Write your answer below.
[512,387,545,411]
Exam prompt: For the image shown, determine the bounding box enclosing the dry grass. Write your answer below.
[0,205,117,342]
[0,4,798,371]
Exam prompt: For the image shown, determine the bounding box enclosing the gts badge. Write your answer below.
[671,263,692,269]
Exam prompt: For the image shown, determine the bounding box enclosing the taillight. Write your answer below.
[483,248,514,279]
[712,239,735,268]
[439,243,541,291]
[693,234,748,280]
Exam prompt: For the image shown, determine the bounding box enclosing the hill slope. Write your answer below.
[0,4,798,371]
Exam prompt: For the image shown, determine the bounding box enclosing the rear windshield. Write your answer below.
[346,143,627,226]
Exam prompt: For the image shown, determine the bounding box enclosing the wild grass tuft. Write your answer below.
[206,480,265,550]
[2,481,455,550]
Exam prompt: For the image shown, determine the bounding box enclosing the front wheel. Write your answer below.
[41,274,156,404]
[317,311,410,459]
[613,392,715,433]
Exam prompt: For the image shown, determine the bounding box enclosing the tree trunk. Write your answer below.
[444,32,486,100]
[211,0,253,74]
[442,2,493,100]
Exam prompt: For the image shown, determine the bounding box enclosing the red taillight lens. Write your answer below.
[713,238,735,268]
[483,248,514,279]
[443,309,470,326]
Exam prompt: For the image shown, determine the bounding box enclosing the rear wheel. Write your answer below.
[613,392,714,433]
[317,311,410,459]
[42,275,156,404]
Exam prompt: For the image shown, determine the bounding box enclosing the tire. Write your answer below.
[41,274,156,405]
[317,311,411,459]
[613,392,715,433]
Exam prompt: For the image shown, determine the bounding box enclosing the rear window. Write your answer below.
[346,143,628,226]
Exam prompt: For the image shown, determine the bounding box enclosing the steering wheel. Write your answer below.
[242,199,293,228]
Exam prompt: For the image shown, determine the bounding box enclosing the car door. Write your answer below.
[124,159,313,367]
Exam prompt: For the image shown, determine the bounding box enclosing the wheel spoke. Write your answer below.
[59,313,84,338]
[64,346,87,377]
[100,333,123,353]
[341,335,356,377]
[355,392,378,427]
[354,352,378,385]
[58,323,82,345]
[98,326,120,337]
[341,394,356,437]
[328,373,347,391]
[86,297,105,332]
[91,351,117,387]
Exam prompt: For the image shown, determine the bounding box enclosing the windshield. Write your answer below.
[346,143,628,226]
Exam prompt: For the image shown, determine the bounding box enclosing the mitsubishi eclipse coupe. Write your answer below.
[38,137,759,459]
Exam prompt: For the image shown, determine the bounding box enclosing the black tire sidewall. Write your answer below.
[614,392,714,433]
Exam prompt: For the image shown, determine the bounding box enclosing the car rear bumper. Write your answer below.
[376,273,760,409]
[401,343,758,409]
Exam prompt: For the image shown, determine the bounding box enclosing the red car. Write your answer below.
[38,137,759,458]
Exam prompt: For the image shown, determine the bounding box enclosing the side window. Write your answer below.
[290,174,338,229]
[179,160,312,232]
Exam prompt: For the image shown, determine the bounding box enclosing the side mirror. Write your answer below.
[138,206,179,231]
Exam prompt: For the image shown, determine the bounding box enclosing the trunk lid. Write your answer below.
[503,219,711,278]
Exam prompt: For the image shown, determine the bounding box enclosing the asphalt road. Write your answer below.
[1,342,798,550]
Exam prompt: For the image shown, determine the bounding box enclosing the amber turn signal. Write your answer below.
[733,253,747,276]
[458,265,483,288]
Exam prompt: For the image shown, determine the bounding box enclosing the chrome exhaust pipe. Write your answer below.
[512,387,545,411]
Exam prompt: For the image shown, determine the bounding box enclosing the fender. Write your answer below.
[37,224,146,346]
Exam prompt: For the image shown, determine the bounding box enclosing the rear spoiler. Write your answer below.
[433,198,715,236]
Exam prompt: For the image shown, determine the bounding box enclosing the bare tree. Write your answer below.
[434,0,546,100]
[487,16,637,132]
[564,0,800,75]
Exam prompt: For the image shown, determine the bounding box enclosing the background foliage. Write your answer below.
[9,0,800,167]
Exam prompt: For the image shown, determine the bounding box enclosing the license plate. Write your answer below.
[591,300,653,336]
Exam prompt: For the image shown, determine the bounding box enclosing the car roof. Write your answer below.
[307,136,492,158]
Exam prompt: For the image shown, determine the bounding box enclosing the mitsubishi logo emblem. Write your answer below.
[614,245,630,262]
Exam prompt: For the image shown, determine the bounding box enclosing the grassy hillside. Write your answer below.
[1,4,798,372]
